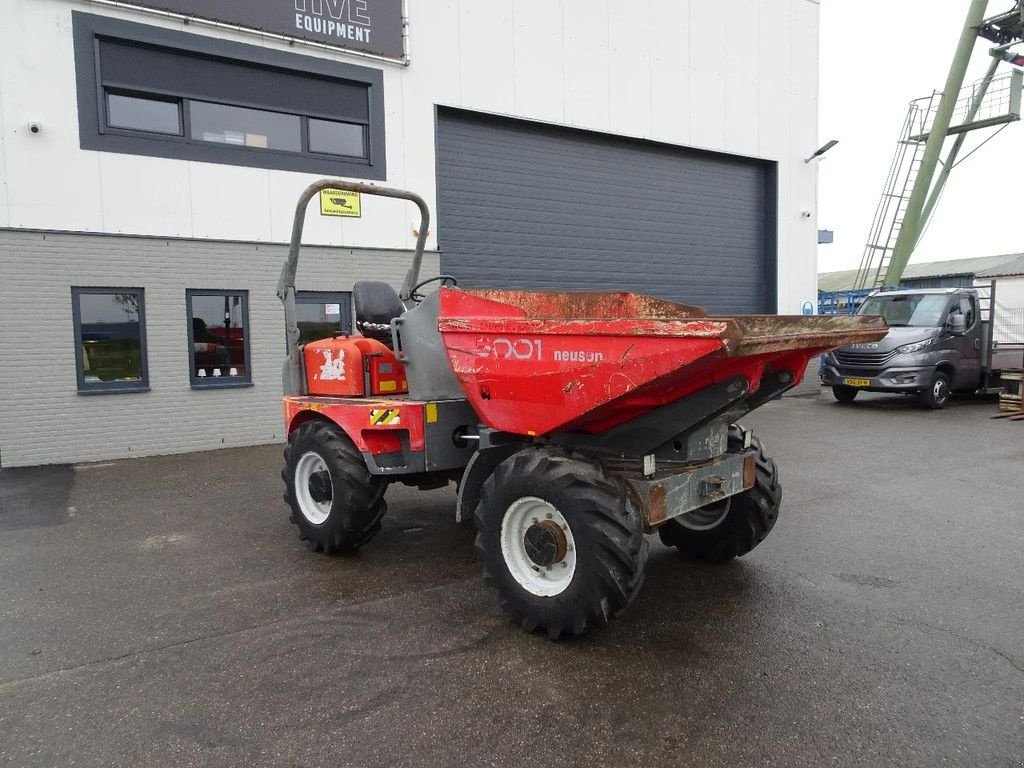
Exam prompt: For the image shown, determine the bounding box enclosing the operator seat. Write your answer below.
[353,280,405,347]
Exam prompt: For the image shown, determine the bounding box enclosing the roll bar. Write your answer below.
[277,179,431,357]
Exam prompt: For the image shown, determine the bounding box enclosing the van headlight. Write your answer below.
[895,338,933,355]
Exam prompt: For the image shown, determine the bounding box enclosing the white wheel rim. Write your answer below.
[676,497,731,531]
[500,496,577,597]
[934,380,946,401]
[295,451,332,525]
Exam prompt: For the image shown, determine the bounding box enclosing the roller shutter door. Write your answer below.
[435,109,775,315]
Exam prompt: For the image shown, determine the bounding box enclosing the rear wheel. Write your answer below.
[659,427,781,563]
[832,385,859,403]
[918,372,950,409]
[474,448,648,639]
[283,420,386,554]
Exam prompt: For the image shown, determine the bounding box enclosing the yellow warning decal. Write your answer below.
[425,403,438,423]
[378,380,398,392]
[369,408,401,426]
[320,188,362,218]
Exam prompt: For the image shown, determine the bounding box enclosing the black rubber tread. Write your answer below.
[832,385,859,403]
[918,371,951,410]
[282,420,387,554]
[474,448,648,640]
[658,426,782,563]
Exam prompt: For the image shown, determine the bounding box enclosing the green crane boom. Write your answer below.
[883,0,991,287]
[852,0,1024,291]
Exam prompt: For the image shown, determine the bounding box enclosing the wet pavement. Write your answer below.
[1,392,1022,767]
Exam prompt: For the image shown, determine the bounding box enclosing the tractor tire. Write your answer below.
[658,427,781,563]
[918,371,951,409]
[832,385,859,403]
[282,420,386,554]
[474,448,648,640]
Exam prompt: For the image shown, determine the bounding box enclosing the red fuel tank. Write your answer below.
[303,337,407,397]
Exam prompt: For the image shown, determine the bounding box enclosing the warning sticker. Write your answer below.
[369,408,401,426]
[320,188,362,217]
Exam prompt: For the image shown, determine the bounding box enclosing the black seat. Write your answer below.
[353,281,405,346]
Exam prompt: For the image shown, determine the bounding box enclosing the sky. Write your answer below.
[818,0,1022,274]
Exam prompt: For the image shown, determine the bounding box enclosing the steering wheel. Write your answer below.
[409,275,458,301]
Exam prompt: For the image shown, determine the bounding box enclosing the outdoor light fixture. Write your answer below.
[804,139,839,163]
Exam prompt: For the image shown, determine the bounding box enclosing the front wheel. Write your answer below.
[474,448,648,639]
[283,421,386,554]
[659,428,782,563]
[832,385,859,403]
[918,372,950,409]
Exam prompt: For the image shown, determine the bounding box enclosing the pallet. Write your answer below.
[995,369,1022,416]
[990,410,1024,419]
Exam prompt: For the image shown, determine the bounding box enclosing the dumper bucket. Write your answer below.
[437,288,888,436]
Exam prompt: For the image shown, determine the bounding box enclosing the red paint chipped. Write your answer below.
[436,288,887,437]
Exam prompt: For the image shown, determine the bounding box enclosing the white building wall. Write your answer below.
[1,0,820,308]
[0,71,9,230]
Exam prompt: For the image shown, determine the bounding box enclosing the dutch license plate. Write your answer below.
[844,377,871,387]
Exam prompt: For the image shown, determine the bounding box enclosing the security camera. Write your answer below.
[28,122,41,135]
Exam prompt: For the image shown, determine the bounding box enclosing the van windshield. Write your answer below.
[857,294,948,327]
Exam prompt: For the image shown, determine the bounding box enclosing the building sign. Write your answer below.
[320,188,362,217]
[124,0,405,60]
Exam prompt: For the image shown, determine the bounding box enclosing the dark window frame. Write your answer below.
[71,286,150,395]
[73,12,386,178]
[186,289,254,390]
[295,291,354,343]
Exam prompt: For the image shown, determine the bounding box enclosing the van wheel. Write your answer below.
[919,372,950,409]
[832,385,859,403]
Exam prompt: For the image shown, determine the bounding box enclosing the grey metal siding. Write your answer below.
[0,230,436,467]
[901,276,975,289]
[436,110,775,314]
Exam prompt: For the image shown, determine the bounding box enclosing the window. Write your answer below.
[106,92,181,134]
[186,290,252,388]
[72,288,149,394]
[73,12,385,178]
[309,119,367,157]
[858,294,949,328]
[190,102,302,152]
[954,295,977,328]
[101,93,367,158]
[296,292,353,344]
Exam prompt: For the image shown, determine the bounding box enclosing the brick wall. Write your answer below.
[0,229,438,466]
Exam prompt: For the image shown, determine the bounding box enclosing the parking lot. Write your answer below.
[1,391,1022,768]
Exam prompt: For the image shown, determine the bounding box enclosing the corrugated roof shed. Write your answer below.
[975,253,1024,278]
[817,269,861,292]
[902,253,1018,279]
[818,253,1023,291]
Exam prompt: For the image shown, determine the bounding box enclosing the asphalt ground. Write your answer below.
[1,391,1022,768]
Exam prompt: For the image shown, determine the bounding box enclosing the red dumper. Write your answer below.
[278,182,887,639]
